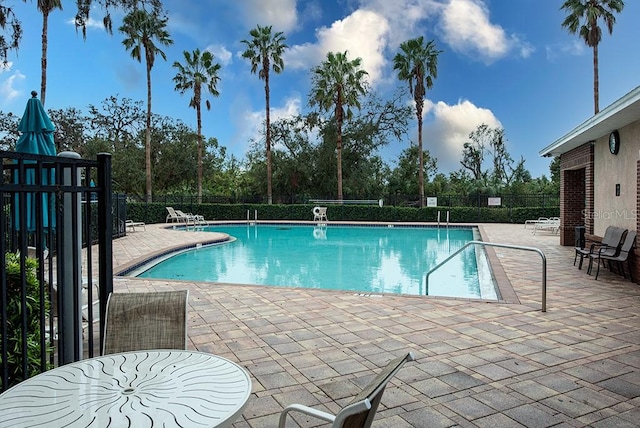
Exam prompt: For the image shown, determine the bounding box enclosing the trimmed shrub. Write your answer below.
[1,252,52,388]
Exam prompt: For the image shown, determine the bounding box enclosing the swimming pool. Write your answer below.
[133,224,498,300]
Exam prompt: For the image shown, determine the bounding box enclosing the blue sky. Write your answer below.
[2,0,639,179]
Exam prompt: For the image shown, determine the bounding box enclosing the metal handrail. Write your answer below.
[425,240,547,312]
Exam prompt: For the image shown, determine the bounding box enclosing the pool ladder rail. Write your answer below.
[425,241,547,312]
[247,209,258,225]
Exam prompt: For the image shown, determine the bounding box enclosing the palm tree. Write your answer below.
[561,0,624,114]
[241,25,287,205]
[36,0,62,106]
[172,49,221,203]
[393,37,441,208]
[119,9,172,202]
[310,51,368,201]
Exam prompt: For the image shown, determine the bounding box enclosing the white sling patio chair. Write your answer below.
[278,352,415,428]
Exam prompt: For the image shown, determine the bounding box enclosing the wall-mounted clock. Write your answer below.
[609,130,620,155]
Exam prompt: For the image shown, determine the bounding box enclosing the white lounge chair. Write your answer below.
[166,206,187,223]
[524,217,548,229]
[533,217,560,235]
[125,220,146,232]
[175,210,205,225]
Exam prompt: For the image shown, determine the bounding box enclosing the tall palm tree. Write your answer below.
[172,49,221,203]
[393,37,441,208]
[119,9,172,202]
[36,0,62,106]
[241,25,287,205]
[561,0,624,114]
[310,51,368,201]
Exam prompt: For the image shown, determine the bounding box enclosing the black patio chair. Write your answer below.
[574,225,616,270]
[587,227,627,275]
[594,230,636,280]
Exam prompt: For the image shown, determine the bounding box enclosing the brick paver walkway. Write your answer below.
[112,223,640,427]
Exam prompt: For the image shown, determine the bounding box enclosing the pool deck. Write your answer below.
[112,222,640,427]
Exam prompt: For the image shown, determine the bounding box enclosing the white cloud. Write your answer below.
[422,98,502,173]
[439,0,533,64]
[239,0,298,32]
[206,44,233,66]
[357,0,442,47]
[233,96,302,153]
[546,40,585,62]
[286,9,389,84]
[0,70,25,107]
[66,16,105,30]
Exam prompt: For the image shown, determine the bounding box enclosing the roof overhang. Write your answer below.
[539,85,640,157]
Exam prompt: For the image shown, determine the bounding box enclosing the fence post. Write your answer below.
[57,151,84,363]
[97,153,113,354]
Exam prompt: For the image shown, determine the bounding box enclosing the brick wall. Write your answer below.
[560,143,594,246]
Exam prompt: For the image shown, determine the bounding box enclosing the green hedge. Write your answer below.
[127,202,560,225]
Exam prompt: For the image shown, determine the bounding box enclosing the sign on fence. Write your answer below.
[488,197,502,206]
[427,197,437,207]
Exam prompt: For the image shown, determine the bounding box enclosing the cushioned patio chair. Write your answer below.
[587,227,627,275]
[594,230,636,280]
[278,352,415,428]
[102,290,189,355]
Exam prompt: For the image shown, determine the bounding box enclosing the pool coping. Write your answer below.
[116,221,519,305]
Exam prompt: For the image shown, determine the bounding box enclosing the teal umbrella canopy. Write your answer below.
[16,91,56,156]
[14,91,56,231]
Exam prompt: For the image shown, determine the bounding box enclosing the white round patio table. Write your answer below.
[0,350,252,428]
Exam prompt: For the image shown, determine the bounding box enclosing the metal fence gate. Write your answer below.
[0,150,114,391]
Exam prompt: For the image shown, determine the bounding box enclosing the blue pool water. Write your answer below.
[134,225,497,299]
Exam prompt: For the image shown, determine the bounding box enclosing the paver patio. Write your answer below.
[110,222,640,427]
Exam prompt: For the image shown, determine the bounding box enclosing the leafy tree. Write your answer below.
[241,25,287,205]
[549,156,561,187]
[119,9,173,202]
[0,2,22,65]
[393,36,441,207]
[267,115,315,201]
[48,107,87,153]
[34,0,62,106]
[74,0,162,38]
[310,51,368,201]
[387,145,437,196]
[87,95,145,151]
[0,111,20,150]
[151,117,198,194]
[561,0,624,114]
[172,48,221,203]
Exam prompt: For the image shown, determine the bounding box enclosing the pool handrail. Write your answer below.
[425,241,547,312]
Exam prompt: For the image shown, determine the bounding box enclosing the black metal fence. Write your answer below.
[0,150,114,391]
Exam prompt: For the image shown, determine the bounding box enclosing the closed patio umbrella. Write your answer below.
[14,91,56,231]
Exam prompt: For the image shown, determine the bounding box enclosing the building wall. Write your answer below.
[560,122,640,282]
[560,143,593,246]
[593,122,640,235]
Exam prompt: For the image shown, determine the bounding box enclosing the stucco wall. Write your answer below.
[593,122,640,236]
